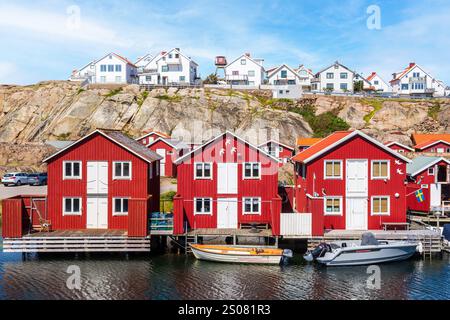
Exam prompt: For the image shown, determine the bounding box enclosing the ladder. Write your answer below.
[185,235,198,253]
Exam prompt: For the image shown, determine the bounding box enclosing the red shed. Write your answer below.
[385,141,414,154]
[172,131,282,235]
[147,138,190,177]
[414,140,450,154]
[136,130,170,146]
[258,140,295,166]
[406,156,450,213]
[43,129,161,231]
[292,130,411,236]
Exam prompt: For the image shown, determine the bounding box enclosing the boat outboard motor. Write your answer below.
[303,243,329,262]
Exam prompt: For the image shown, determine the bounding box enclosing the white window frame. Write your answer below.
[194,198,213,215]
[113,161,132,180]
[63,161,82,180]
[371,160,390,180]
[242,197,262,215]
[324,160,343,180]
[240,59,247,65]
[371,196,390,216]
[323,196,343,216]
[113,197,129,216]
[194,162,213,180]
[428,167,435,176]
[62,197,82,216]
[243,162,261,180]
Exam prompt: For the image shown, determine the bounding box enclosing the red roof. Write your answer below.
[292,131,353,162]
[414,139,450,150]
[390,63,416,83]
[412,133,450,145]
[367,72,377,82]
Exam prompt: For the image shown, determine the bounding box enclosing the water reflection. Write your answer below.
[0,251,449,300]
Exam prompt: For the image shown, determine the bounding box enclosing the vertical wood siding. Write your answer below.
[2,199,24,238]
[148,140,178,177]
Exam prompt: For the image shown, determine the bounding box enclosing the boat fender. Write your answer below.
[416,242,423,254]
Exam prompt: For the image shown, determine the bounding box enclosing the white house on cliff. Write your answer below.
[311,61,366,93]
[224,53,265,86]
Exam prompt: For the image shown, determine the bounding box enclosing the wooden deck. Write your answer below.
[3,229,151,253]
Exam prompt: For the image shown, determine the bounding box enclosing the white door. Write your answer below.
[86,198,108,229]
[217,198,238,229]
[437,148,444,153]
[430,184,442,208]
[346,160,368,197]
[156,149,166,176]
[346,198,368,230]
[87,162,108,194]
[217,163,238,194]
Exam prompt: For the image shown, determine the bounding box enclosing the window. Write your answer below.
[63,198,81,215]
[326,73,334,79]
[281,70,288,78]
[413,72,420,78]
[115,65,122,72]
[162,66,169,72]
[232,71,239,75]
[179,76,186,82]
[100,76,106,83]
[324,197,342,215]
[248,70,255,77]
[146,76,152,81]
[108,65,114,72]
[447,148,450,153]
[374,80,379,85]
[149,164,153,179]
[340,83,348,90]
[100,65,107,72]
[113,198,129,215]
[63,161,82,179]
[324,160,342,179]
[340,72,348,79]
[401,84,409,90]
[240,59,246,65]
[372,196,390,215]
[428,167,435,175]
[168,54,172,58]
[194,198,212,215]
[175,53,179,58]
[372,160,390,179]
[326,83,334,90]
[194,163,212,179]
[243,198,261,215]
[115,76,122,83]
[244,162,261,179]
[113,161,132,179]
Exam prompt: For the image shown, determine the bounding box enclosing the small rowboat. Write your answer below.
[190,244,293,265]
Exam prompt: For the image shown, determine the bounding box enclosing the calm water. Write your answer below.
[1,245,450,300]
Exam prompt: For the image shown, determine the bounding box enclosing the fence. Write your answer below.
[280,213,312,237]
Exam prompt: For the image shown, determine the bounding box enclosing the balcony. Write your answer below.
[226,74,249,81]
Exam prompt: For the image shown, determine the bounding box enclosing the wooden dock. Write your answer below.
[2,230,151,253]
[307,229,442,254]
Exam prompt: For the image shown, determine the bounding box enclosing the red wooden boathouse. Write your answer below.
[412,134,450,154]
[136,130,171,146]
[385,141,414,154]
[43,129,161,232]
[292,130,411,236]
[258,140,295,166]
[172,131,282,235]
[406,156,450,213]
[147,138,190,178]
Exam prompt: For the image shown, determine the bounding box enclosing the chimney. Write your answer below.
[161,51,167,55]
[176,48,180,51]
[245,52,251,57]
[409,62,416,68]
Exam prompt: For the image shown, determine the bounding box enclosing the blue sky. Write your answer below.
[1,0,450,85]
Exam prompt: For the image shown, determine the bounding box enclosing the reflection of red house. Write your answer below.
[147,138,190,178]
[407,157,450,213]
[43,129,161,231]
[258,140,294,165]
[292,130,411,236]
[385,141,414,154]
[136,131,170,146]
[172,131,282,235]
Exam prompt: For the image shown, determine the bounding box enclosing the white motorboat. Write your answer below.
[304,233,420,266]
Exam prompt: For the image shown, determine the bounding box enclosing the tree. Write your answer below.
[203,73,219,84]
[354,80,364,92]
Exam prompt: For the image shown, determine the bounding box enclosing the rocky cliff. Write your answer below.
[0,81,448,175]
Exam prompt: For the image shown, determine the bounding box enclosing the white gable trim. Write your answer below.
[156,48,198,66]
[385,142,414,152]
[258,140,294,151]
[409,157,450,177]
[136,131,169,141]
[300,130,411,164]
[415,139,450,150]
[267,64,301,80]
[226,54,264,70]
[174,131,281,164]
[43,130,161,164]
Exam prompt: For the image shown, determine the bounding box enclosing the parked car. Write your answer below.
[2,172,29,186]
[27,173,48,186]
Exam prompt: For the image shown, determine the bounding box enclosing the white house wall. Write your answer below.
[225,56,265,86]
